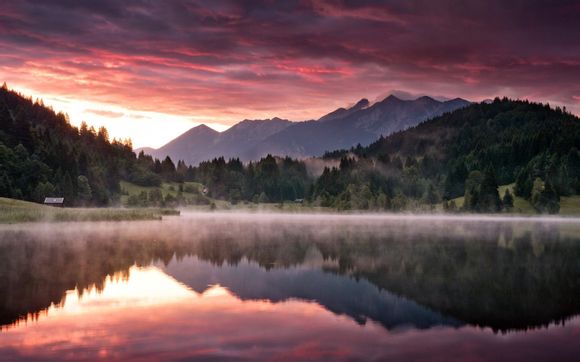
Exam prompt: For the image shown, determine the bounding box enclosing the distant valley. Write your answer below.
[138,95,470,165]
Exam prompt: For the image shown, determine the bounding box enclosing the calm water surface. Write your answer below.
[1,213,579,361]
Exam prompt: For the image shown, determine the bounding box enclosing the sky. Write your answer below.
[1,0,579,148]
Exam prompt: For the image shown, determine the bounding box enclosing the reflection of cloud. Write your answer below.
[1,264,579,361]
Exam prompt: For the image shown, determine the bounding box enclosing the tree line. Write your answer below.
[1,85,578,214]
[131,152,309,205]
[314,98,579,213]
[0,85,158,205]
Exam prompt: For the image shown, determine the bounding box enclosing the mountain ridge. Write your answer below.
[138,94,470,164]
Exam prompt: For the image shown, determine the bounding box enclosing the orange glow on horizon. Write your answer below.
[0,265,388,360]
[5,84,230,149]
[1,1,578,150]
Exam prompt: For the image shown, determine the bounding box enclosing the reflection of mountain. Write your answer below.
[161,255,462,330]
[1,216,579,332]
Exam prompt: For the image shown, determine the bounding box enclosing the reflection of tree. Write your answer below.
[0,218,578,332]
[0,231,165,328]
[326,222,577,332]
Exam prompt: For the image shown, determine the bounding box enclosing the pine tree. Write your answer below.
[77,175,92,204]
[62,171,75,205]
[534,179,560,214]
[515,167,532,197]
[464,170,483,211]
[478,166,501,212]
[425,183,439,207]
[502,189,514,210]
[0,171,14,197]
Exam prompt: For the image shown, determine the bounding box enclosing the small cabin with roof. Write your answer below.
[44,197,64,207]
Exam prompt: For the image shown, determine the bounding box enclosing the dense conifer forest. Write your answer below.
[1,85,578,213]
[0,86,310,206]
[316,98,580,213]
[0,85,158,205]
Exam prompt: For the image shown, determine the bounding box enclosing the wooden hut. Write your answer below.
[44,197,64,207]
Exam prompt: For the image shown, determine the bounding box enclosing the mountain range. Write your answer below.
[138,95,470,165]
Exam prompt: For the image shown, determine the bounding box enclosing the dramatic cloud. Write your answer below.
[0,0,578,147]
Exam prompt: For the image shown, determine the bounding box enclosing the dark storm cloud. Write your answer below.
[0,0,578,119]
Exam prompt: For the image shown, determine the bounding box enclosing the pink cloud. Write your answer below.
[0,0,578,147]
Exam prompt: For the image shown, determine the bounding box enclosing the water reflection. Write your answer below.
[1,213,580,360]
[160,255,462,330]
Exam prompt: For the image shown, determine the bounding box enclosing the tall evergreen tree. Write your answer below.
[478,166,501,212]
[502,189,514,210]
[534,179,560,214]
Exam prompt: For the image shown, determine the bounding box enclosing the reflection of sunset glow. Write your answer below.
[202,284,231,298]
[55,266,196,313]
[1,265,579,361]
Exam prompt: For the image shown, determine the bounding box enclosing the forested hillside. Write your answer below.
[317,98,580,212]
[2,85,578,214]
[0,85,159,205]
[0,85,312,206]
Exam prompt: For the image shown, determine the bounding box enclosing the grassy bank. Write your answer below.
[120,181,207,205]
[185,182,580,215]
[121,180,580,216]
[446,184,535,214]
[183,200,333,213]
[445,183,580,215]
[0,198,179,224]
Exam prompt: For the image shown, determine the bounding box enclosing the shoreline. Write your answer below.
[2,196,579,225]
[176,209,580,223]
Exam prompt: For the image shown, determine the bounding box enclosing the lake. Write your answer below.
[1,212,579,361]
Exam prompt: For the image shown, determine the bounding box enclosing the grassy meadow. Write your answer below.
[445,183,580,215]
[121,180,580,215]
[0,197,179,224]
[3,181,579,225]
[121,180,332,212]
[120,180,205,203]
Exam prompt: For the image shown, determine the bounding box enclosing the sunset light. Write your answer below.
[1,1,578,147]
[1,1,579,361]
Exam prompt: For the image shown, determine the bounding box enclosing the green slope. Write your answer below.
[560,195,580,215]
[120,180,203,199]
[446,183,580,215]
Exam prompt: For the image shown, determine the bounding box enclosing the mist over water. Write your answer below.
[1,212,580,361]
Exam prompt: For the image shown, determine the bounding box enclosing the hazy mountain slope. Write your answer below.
[140,118,291,165]
[317,98,370,122]
[242,95,470,160]
[141,95,470,164]
[212,118,292,158]
[143,124,220,163]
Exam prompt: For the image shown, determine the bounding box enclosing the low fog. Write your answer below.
[1,211,579,333]
[1,211,579,253]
